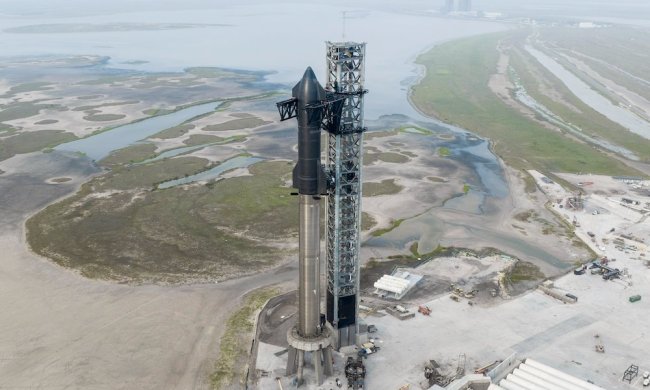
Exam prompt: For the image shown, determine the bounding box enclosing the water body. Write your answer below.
[139,136,245,164]
[1,2,559,263]
[0,4,506,119]
[157,156,262,189]
[526,45,650,140]
[512,72,639,160]
[55,101,222,160]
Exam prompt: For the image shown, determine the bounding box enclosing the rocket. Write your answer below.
[292,67,327,338]
[277,66,341,385]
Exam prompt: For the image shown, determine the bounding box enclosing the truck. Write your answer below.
[574,265,587,275]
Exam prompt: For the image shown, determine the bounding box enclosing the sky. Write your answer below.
[1,0,650,20]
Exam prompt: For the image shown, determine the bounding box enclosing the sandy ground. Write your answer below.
[251,166,600,388]
[0,151,298,390]
[356,173,650,390]
[488,41,559,133]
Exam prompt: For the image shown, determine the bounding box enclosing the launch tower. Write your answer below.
[324,41,367,348]
[275,41,366,385]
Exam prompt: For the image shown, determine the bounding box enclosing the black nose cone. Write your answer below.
[292,66,326,104]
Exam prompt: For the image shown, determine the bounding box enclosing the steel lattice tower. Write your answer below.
[324,41,367,348]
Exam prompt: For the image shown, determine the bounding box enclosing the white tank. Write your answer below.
[499,378,528,390]
[525,359,605,390]
[518,364,585,390]
[507,373,551,390]
[513,368,573,390]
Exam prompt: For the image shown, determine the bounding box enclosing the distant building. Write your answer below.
[458,0,472,12]
[443,0,455,13]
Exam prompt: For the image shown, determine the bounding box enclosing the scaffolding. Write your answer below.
[324,41,367,348]
[622,364,638,383]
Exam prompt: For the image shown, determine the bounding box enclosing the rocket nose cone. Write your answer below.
[302,66,317,81]
[292,66,325,103]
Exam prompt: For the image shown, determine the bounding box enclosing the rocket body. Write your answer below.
[292,67,327,338]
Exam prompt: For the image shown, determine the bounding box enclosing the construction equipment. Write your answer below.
[463,289,479,299]
[418,305,431,315]
[358,342,380,357]
[424,360,446,386]
[574,265,587,275]
[345,356,366,390]
[475,360,501,375]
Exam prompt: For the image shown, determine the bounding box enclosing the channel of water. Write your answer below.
[55,101,222,161]
[157,156,263,189]
[526,45,650,140]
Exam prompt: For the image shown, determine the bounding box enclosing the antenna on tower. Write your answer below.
[341,11,346,41]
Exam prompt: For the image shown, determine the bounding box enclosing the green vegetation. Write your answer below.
[0,82,52,97]
[506,261,545,283]
[203,117,270,131]
[514,209,536,222]
[522,173,538,194]
[83,113,126,122]
[361,212,376,231]
[463,184,471,194]
[509,44,650,163]
[183,134,224,146]
[405,242,453,260]
[397,125,433,135]
[187,67,244,79]
[363,179,403,197]
[438,146,451,157]
[0,123,18,135]
[150,124,195,139]
[143,108,174,116]
[0,130,77,161]
[411,32,644,176]
[539,26,650,101]
[210,287,280,390]
[427,176,447,183]
[77,75,132,86]
[35,119,59,125]
[26,159,297,283]
[50,177,72,183]
[73,101,138,112]
[371,218,405,237]
[0,102,62,122]
[99,143,158,166]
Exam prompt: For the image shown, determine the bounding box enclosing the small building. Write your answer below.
[373,271,421,300]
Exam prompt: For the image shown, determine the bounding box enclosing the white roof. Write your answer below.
[495,359,606,390]
[374,274,410,295]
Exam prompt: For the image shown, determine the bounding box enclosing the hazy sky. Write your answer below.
[1,0,650,20]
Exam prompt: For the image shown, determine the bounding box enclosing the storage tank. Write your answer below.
[525,359,605,390]
[518,363,585,390]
